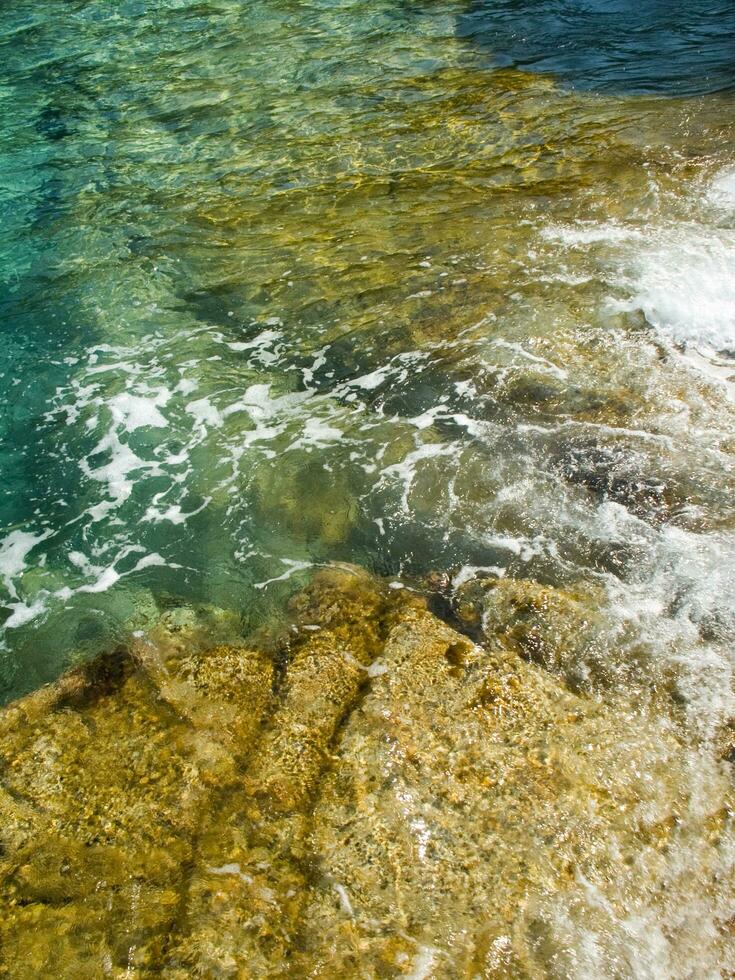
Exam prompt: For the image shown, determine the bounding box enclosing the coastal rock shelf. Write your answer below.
[1,566,732,978]
[2,0,735,975]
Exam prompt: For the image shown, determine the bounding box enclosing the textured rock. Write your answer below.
[0,642,273,978]
[164,565,394,977]
[295,602,735,977]
[453,574,612,690]
[0,566,733,978]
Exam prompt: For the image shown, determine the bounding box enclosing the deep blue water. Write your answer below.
[459,0,735,94]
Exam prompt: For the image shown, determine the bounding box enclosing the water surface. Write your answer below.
[1,2,735,968]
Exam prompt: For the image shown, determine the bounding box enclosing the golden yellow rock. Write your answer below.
[0,643,273,979]
[0,568,733,978]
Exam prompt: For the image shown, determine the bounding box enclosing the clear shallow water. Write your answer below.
[2,0,735,974]
[1,0,735,703]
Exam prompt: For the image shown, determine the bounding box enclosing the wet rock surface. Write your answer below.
[452,575,617,693]
[0,567,733,978]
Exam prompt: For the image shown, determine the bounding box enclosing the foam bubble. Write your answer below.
[3,597,48,630]
[254,558,313,590]
[297,417,343,446]
[622,228,735,352]
[491,339,568,380]
[546,215,735,355]
[0,530,50,599]
[186,396,224,428]
[108,390,169,431]
[542,221,644,247]
[708,168,735,210]
[81,429,163,521]
[451,564,505,588]
[405,945,439,980]
[144,498,211,525]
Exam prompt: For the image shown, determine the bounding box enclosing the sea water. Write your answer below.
[2,0,735,975]
[1,0,734,707]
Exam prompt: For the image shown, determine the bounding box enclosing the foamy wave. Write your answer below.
[707,168,735,211]
[622,229,735,352]
[545,207,735,356]
[541,221,644,247]
[2,549,176,632]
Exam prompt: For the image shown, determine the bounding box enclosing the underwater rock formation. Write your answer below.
[453,574,614,691]
[0,566,733,978]
[0,638,273,976]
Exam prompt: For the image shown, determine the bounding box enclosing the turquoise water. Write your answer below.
[1,0,735,706]
[2,3,735,975]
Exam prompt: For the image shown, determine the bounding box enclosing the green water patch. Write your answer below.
[0,0,734,726]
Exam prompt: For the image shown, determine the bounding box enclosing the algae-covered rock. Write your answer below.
[452,576,712,708]
[0,641,273,978]
[164,564,394,977]
[0,566,733,978]
[453,574,613,691]
[251,454,359,550]
[293,604,735,978]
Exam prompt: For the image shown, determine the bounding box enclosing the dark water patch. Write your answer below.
[458,0,735,95]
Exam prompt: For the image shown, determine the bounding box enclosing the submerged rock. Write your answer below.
[0,640,273,977]
[453,574,615,692]
[0,566,732,978]
[296,603,734,978]
[164,565,394,977]
[251,455,359,550]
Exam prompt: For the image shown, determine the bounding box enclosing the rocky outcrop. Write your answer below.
[0,637,273,977]
[452,574,614,691]
[0,567,733,978]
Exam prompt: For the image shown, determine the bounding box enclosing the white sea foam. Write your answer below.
[227,328,282,353]
[481,532,551,562]
[380,442,458,513]
[254,558,313,590]
[144,497,211,525]
[81,429,163,522]
[542,221,644,247]
[350,366,392,391]
[606,523,735,739]
[451,564,505,588]
[186,396,224,428]
[208,863,253,884]
[108,389,169,431]
[223,384,307,422]
[175,376,198,395]
[0,530,50,599]
[491,339,568,380]
[333,882,354,916]
[707,168,735,210]
[619,228,735,352]
[3,597,48,629]
[407,406,446,430]
[296,416,343,446]
[227,328,284,366]
[545,212,735,355]
[405,945,439,980]
[2,548,175,631]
